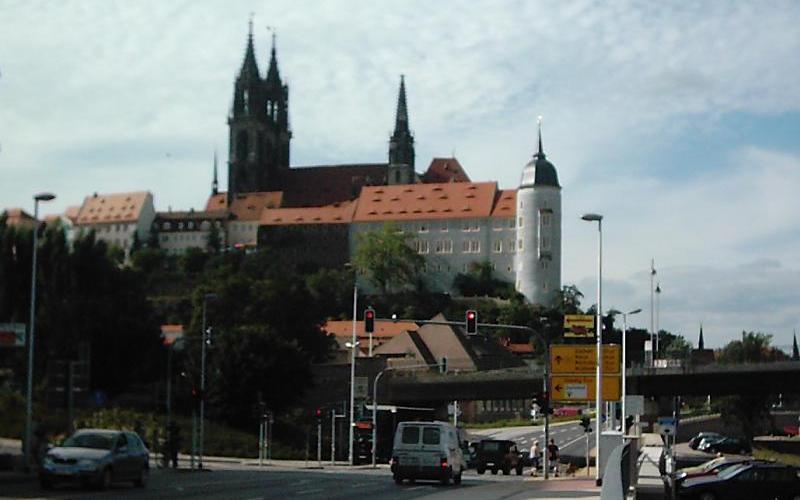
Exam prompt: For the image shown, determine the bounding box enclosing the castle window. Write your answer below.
[541,260,549,270]
[163,222,171,230]
[470,240,480,253]
[493,219,503,231]
[541,211,552,227]
[518,216,523,228]
[492,240,502,253]
[508,239,516,253]
[443,239,453,253]
[243,89,249,114]
[508,218,515,229]
[418,223,428,233]
[440,221,448,232]
[518,239,524,252]
[541,235,550,250]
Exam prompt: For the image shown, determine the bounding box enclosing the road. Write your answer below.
[470,420,596,465]
[0,464,536,500]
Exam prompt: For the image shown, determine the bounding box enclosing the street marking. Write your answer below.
[559,434,590,450]
[296,489,323,495]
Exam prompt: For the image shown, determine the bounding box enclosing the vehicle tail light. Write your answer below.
[441,456,449,468]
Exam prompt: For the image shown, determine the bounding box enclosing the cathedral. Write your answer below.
[197,27,563,306]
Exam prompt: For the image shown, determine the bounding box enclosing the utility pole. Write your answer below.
[317,419,322,467]
[330,409,336,465]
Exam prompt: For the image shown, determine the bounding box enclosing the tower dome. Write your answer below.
[520,128,560,188]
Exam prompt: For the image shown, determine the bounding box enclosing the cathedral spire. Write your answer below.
[793,329,799,361]
[698,323,705,350]
[238,17,261,81]
[393,75,409,134]
[212,151,219,195]
[265,31,281,86]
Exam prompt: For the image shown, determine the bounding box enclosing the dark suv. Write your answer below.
[475,439,523,475]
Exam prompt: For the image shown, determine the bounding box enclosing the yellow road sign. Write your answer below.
[563,315,595,337]
[550,375,621,402]
[550,345,621,375]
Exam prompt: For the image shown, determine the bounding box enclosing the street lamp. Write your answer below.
[620,308,641,432]
[25,192,55,470]
[198,292,217,469]
[348,282,358,466]
[581,212,603,484]
[655,283,661,356]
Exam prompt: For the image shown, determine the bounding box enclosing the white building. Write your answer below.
[73,191,155,258]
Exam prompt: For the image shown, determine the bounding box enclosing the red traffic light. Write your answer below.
[364,308,376,333]
[465,310,478,334]
[315,408,322,417]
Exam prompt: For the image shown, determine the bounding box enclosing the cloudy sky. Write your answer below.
[2,1,799,349]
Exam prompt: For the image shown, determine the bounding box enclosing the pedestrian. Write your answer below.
[547,438,560,477]
[168,422,181,468]
[529,441,541,476]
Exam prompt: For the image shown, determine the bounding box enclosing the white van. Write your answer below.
[390,421,465,485]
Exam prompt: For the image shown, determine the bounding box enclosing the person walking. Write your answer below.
[529,441,541,476]
[547,438,560,477]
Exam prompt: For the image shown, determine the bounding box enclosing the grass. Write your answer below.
[753,447,800,467]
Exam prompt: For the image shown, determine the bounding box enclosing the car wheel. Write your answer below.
[476,466,485,475]
[699,492,716,500]
[491,468,498,475]
[98,467,112,490]
[134,466,148,487]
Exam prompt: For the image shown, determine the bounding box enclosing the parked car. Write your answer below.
[667,457,765,493]
[676,462,800,500]
[475,439,524,476]
[688,432,723,450]
[39,429,149,490]
[390,421,465,485]
[698,436,751,455]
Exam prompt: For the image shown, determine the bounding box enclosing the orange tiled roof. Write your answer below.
[228,192,283,221]
[205,193,228,211]
[76,191,150,224]
[353,182,499,222]
[421,158,470,184]
[491,189,517,217]
[64,206,81,223]
[322,319,418,338]
[3,208,37,227]
[260,201,356,226]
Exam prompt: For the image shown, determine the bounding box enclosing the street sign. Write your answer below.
[0,323,26,347]
[550,345,621,375]
[550,375,621,402]
[353,376,369,399]
[563,315,595,337]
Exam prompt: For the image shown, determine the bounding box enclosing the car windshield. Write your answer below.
[717,464,748,480]
[63,432,115,450]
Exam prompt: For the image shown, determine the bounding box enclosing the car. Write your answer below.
[676,462,800,500]
[474,439,524,476]
[390,421,465,485]
[667,457,765,493]
[698,436,751,455]
[39,429,149,490]
[688,432,723,450]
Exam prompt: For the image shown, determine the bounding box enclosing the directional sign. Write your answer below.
[550,345,620,375]
[563,315,595,337]
[0,323,26,347]
[550,375,621,402]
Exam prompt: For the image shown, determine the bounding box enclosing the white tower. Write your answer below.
[515,118,561,306]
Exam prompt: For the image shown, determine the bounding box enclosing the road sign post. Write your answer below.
[549,345,621,402]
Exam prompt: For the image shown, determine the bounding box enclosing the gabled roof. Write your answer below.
[260,200,356,226]
[228,192,283,221]
[421,158,470,184]
[322,319,418,339]
[75,191,151,224]
[64,205,81,223]
[276,164,388,207]
[353,182,499,223]
[373,330,438,367]
[2,208,37,227]
[205,193,228,211]
[491,189,516,217]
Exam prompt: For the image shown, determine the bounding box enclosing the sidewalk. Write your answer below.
[420,476,601,500]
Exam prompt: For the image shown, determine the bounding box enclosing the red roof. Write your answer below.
[353,182,499,222]
[205,193,228,211]
[491,189,517,217]
[260,201,356,226]
[421,158,470,183]
[76,191,150,224]
[322,319,418,339]
[228,192,283,221]
[2,208,37,228]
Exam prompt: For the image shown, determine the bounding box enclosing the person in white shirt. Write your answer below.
[529,441,541,476]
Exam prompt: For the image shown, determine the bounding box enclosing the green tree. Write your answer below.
[352,223,423,295]
[206,224,221,254]
[713,331,788,440]
[659,332,693,359]
[452,260,516,298]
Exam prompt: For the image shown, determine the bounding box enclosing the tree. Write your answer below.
[659,332,693,359]
[452,260,515,298]
[555,285,584,314]
[352,223,423,295]
[206,223,221,254]
[713,332,788,440]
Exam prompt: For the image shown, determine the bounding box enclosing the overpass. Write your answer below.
[381,361,800,404]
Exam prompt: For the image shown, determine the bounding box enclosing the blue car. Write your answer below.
[39,429,149,490]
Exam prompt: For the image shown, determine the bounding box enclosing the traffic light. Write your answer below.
[364,308,375,334]
[315,407,323,425]
[465,310,478,335]
[580,415,592,432]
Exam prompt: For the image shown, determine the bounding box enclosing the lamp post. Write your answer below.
[655,283,661,356]
[198,292,217,469]
[621,308,641,432]
[650,260,656,365]
[25,192,55,470]
[348,283,358,466]
[581,213,603,484]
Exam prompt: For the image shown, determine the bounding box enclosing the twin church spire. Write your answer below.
[225,22,416,196]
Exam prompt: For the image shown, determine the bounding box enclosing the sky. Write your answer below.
[2,1,799,350]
